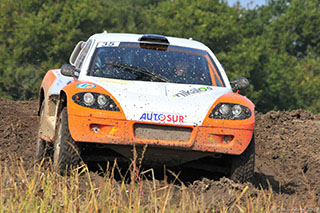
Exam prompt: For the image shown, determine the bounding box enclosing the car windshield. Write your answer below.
[88,42,225,86]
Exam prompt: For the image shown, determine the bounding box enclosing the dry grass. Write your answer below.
[0,156,319,212]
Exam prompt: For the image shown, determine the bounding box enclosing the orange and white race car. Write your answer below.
[36,33,255,182]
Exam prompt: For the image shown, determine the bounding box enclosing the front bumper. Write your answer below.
[68,114,254,155]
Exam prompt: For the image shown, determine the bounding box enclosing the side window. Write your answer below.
[75,39,92,69]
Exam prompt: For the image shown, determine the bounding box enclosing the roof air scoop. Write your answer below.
[138,34,169,51]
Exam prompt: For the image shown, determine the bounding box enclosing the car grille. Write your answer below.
[134,123,192,142]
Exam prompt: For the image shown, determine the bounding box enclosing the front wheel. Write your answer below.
[230,135,255,183]
[53,108,81,174]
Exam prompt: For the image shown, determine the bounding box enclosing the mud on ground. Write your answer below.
[0,98,319,208]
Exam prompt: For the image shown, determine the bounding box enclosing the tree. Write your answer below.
[0,0,319,113]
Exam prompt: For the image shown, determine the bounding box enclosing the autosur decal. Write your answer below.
[139,112,185,123]
[76,83,96,89]
[172,86,212,97]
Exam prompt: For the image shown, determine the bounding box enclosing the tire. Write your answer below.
[36,102,53,162]
[230,135,255,183]
[53,108,81,174]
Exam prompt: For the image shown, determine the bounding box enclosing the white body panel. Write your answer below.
[49,33,234,126]
[87,76,232,126]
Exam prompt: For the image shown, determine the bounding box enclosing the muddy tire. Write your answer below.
[53,108,81,174]
[36,102,53,162]
[230,135,255,183]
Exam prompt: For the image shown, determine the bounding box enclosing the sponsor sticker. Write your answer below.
[172,86,212,98]
[97,78,134,85]
[77,83,96,89]
[139,112,185,123]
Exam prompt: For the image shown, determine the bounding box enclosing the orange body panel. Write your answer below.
[68,114,253,155]
[63,81,125,118]
[205,55,223,87]
[63,82,255,155]
[203,92,255,128]
[41,70,58,96]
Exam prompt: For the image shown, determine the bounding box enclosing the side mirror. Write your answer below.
[230,77,249,91]
[60,64,79,77]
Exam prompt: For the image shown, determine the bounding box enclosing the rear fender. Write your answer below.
[38,69,74,112]
[38,69,73,141]
[38,70,59,114]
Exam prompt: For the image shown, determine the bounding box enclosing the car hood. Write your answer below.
[88,77,232,126]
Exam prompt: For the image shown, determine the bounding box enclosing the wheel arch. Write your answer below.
[57,90,68,120]
[38,88,45,116]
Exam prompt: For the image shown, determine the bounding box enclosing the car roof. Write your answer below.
[89,32,211,52]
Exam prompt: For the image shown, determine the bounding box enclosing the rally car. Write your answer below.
[36,32,255,182]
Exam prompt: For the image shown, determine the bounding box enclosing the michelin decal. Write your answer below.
[173,86,212,98]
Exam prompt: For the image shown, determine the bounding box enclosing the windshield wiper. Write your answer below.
[106,62,172,83]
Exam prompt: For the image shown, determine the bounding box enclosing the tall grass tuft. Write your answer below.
[0,155,319,212]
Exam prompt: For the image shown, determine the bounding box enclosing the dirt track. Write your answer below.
[1,98,319,207]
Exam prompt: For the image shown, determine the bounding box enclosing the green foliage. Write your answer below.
[148,0,242,53]
[0,64,43,100]
[0,0,319,113]
[220,0,320,112]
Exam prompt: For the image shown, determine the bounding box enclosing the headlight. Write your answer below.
[72,92,120,111]
[231,104,242,116]
[209,103,251,120]
[219,104,231,115]
[83,93,95,106]
[97,94,107,106]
